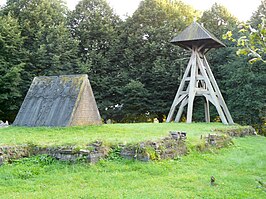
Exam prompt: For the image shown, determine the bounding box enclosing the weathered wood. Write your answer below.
[186,48,197,123]
[203,94,215,106]
[167,22,234,125]
[204,98,210,122]
[174,97,188,122]
[202,56,234,124]
[166,53,194,122]
[196,52,228,124]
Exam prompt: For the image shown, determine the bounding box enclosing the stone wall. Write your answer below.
[0,126,257,166]
[224,126,257,137]
[0,145,31,165]
[33,141,109,164]
[120,132,187,161]
[0,141,109,165]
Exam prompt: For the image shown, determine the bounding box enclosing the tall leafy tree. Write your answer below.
[200,3,238,38]
[120,0,197,122]
[222,1,266,134]
[250,0,266,27]
[201,3,265,133]
[197,4,240,121]
[0,14,25,121]
[68,0,125,121]
[121,80,150,122]
[2,0,80,92]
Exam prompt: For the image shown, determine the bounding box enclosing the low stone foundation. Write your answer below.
[121,132,187,161]
[204,134,232,148]
[33,141,109,163]
[196,126,257,151]
[0,145,30,164]
[0,126,257,165]
[224,126,257,137]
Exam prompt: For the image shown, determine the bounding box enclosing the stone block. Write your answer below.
[0,156,3,166]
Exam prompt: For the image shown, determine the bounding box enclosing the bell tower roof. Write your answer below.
[170,22,226,50]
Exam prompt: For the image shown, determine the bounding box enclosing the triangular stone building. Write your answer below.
[166,22,234,124]
[13,74,102,126]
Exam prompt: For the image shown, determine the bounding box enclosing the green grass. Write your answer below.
[0,136,265,198]
[0,123,245,147]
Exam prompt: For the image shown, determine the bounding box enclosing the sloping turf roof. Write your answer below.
[13,74,101,127]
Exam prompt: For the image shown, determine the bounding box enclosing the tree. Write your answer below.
[250,0,266,27]
[0,14,25,121]
[230,1,266,64]
[201,3,265,134]
[2,0,80,93]
[222,1,266,134]
[200,3,238,39]
[119,0,197,122]
[197,4,241,122]
[68,0,126,122]
[121,80,150,122]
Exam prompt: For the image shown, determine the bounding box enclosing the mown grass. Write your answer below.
[0,136,265,198]
[0,123,245,147]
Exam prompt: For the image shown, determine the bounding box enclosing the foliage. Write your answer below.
[0,137,265,198]
[221,1,266,134]
[236,19,266,63]
[0,14,25,121]
[1,0,81,98]
[107,145,122,161]
[224,11,266,63]
[68,0,125,121]
[223,1,266,63]
[200,3,238,39]
[0,0,264,129]
[118,0,197,122]
[250,0,266,27]
[121,80,150,122]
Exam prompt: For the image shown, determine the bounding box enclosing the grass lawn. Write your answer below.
[0,122,245,147]
[0,136,265,198]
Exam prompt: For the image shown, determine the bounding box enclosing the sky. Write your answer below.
[0,0,262,21]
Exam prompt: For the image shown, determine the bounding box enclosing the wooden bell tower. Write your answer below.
[166,22,234,124]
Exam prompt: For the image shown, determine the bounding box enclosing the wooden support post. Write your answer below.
[175,97,188,122]
[202,56,234,124]
[166,52,193,122]
[196,52,228,124]
[186,48,197,123]
[204,98,210,122]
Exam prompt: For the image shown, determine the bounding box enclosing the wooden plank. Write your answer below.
[196,51,228,124]
[204,98,210,122]
[174,97,188,122]
[202,56,234,124]
[173,94,187,107]
[166,52,194,122]
[203,94,215,106]
[186,49,197,123]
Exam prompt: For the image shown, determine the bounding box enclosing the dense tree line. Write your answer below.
[0,0,265,133]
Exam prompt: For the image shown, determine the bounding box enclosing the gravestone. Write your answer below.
[13,74,102,127]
